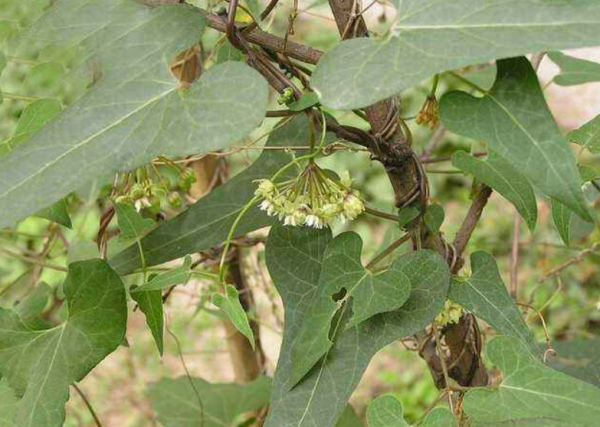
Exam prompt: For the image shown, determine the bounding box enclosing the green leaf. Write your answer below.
[215,40,245,64]
[0,259,127,427]
[548,338,600,388]
[14,282,52,329]
[35,199,72,228]
[441,57,590,221]
[452,151,537,231]
[0,378,18,427]
[548,51,600,86]
[551,198,573,246]
[421,408,457,427]
[424,204,445,233]
[569,113,600,154]
[131,289,164,356]
[213,284,255,350]
[463,336,600,427]
[290,232,412,386]
[367,396,456,427]
[312,0,600,109]
[579,164,600,182]
[288,92,319,112]
[148,376,271,427]
[132,255,192,292]
[367,395,409,427]
[0,99,62,157]
[337,406,365,427]
[449,251,538,356]
[110,115,333,275]
[115,203,154,241]
[264,224,449,427]
[0,1,268,230]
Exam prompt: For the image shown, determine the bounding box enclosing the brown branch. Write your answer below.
[452,185,493,270]
[203,12,323,65]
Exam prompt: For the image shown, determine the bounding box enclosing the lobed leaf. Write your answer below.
[452,151,537,231]
[569,113,600,154]
[264,224,449,427]
[449,251,538,356]
[463,336,600,426]
[0,259,127,427]
[312,0,600,109]
[0,0,268,229]
[132,255,192,292]
[290,232,411,386]
[441,57,590,221]
[212,284,255,350]
[548,51,600,86]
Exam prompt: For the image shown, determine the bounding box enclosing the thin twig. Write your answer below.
[364,206,401,222]
[73,383,104,427]
[366,233,411,269]
[538,241,600,282]
[0,246,68,272]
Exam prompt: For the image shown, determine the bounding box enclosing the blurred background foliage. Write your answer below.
[0,0,599,426]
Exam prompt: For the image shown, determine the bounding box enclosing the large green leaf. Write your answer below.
[264,224,449,427]
[148,376,271,427]
[0,378,18,427]
[548,51,600,86]
[0,259,127,427]
[290,232,411,386]
[569,113,600,154]
[441,57,590,221]
[110,115,332,275]
[452,151,537,231]
[0,0,268,229]
[449,251,538,356]
[312,0,600,109]
[548,338,600,389]
[463,336,600,426]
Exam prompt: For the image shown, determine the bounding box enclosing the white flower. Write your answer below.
[284,215,297,226]
[134,197,151,212]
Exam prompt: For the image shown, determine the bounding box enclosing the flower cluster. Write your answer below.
[435,300,465,327]
[416,95,439,129]
[255,163,365,229]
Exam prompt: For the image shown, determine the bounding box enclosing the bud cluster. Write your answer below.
[255,163,365,229]
[435,300,465,327]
